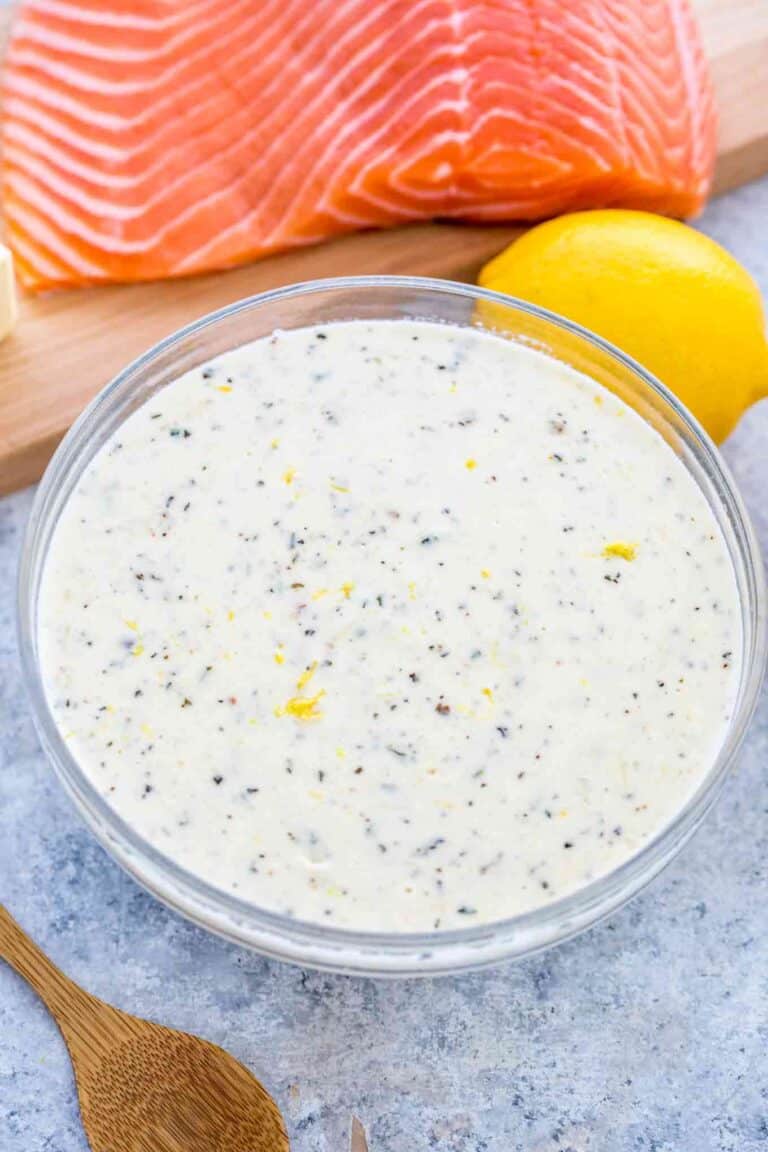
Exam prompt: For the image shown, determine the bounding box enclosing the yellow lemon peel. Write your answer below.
[276,662,325,720]
[602,542,637,561]
[276,690,325,721]
[296,662,317,692]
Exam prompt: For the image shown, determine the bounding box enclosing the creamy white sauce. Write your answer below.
[38,320,741,931]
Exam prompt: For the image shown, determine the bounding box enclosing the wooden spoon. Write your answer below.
[350,1116,370,1151]
[0,905,290,1152]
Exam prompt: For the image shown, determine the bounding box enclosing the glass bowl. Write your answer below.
[18,276,766,976]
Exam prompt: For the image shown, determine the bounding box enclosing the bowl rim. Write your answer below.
[17,274,767,975]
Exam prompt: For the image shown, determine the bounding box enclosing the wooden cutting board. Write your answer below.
[1,0,767,496]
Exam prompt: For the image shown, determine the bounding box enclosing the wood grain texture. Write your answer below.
[0,906,290,1152]
[0,0,766,495]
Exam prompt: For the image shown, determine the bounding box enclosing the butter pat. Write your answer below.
[0,245,18,342]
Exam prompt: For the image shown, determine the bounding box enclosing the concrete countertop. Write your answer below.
[2,179,768,1152]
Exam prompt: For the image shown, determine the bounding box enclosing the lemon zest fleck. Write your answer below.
[262,610,272,620]
[602,541,637,561]
[270,438,279,449]
[336,747,346,759]
[480,569,491,579]
[481,687,494,702]
[407,581,417,600]
[340,581,354,599]
[124,619,139,632]
[227,609,235,621]
[311,588,329,601]
[465,458,477,470]
[274,649,285,665]
[275,690,325,721]
[283,467,296,485]
[131,642,144,657]
[296,662,318,692]
[216,384,232,393]
[276,663,325,720]
[330,482,349,494]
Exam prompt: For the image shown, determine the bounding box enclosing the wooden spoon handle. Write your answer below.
[0,905,119,1051]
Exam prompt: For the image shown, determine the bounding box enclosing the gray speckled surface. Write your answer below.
[2,179,768,1152]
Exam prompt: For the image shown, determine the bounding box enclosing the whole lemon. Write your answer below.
[478,209,768,442]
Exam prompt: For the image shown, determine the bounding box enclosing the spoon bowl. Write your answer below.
[0,905,289,1152]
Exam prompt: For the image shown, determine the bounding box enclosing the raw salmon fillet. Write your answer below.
[1,0,717,291]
